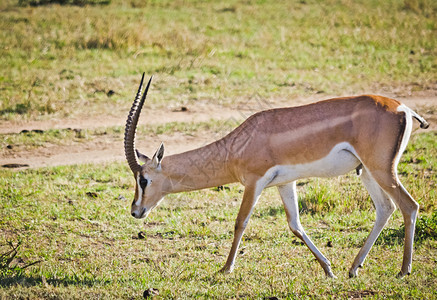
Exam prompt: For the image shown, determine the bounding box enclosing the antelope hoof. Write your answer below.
[349,269,358,278]
[396,271,410,279]
[348,265,362,278]
[218,266,233,274]
[325,271,337,279]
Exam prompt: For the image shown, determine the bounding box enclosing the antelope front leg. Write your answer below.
[219,182,261,274]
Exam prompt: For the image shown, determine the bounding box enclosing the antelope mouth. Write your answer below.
[140,207,148,218]
[131,207,148,219]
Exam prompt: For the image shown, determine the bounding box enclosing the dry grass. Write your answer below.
[1,0,436,121]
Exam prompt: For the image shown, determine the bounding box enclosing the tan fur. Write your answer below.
[159,95,405,189]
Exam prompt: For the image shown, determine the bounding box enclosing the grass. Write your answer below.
[0,0,436,121]
[0,132,436,299]
[1,0,436,298]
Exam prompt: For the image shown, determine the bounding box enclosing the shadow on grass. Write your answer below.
[376,227,405,246]
[0,239,111,288]
[0,273,111,288]
[376,212,437,246]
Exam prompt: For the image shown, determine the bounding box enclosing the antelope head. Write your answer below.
[124,74,166,219]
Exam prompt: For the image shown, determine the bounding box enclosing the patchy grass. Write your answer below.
[1,0,436,121]
[1,0,436,298]
[0,132,436,298]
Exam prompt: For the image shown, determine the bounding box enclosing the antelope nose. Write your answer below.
[131,209,140,218]
[131,208,146,219]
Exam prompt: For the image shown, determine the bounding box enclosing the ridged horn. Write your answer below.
[124,73,153,174]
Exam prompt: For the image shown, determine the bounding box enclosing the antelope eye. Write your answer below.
[139,176,148,190]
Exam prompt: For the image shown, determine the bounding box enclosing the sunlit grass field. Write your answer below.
[1,0,436,298]
[1,0,436,120]
[1,131,436,299]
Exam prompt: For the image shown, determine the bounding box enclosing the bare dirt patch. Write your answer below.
[1,95,435,169]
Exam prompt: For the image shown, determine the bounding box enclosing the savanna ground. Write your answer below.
[1,0,436,298]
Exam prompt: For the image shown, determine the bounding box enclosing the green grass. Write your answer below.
[1,0,436,298]
[1,0,436,120]
[0,132,436,298]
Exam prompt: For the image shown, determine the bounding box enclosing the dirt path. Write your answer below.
[1,96,435,169]
[0,103,249,135]
[0,103,254,168]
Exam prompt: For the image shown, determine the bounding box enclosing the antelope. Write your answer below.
[124,73,429,278]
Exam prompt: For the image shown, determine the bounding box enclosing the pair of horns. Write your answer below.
[124,73,153,173]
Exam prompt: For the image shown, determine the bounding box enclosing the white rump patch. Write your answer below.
[395,104,413,177]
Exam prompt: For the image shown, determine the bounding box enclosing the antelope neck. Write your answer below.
[161,138,237,193]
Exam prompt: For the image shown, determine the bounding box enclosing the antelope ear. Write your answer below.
[152,143,164,169]
[135,149,150,164]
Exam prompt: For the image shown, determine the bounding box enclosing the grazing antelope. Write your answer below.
[124,74,429,278]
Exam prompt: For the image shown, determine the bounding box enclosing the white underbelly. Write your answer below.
[261,142,361,188]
